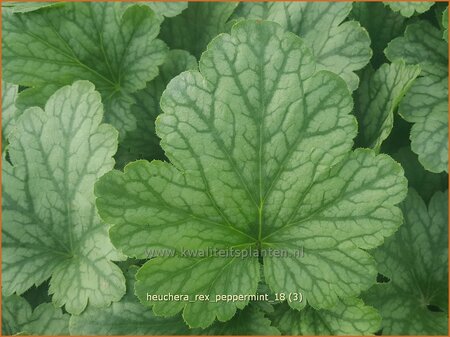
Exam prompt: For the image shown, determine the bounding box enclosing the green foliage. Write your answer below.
[2,295,69,335]
[443,7,448,41]
[364,189,448,335]
[1,1,63,13]
[70,265,281,335]
[142,2,187,18]
[1,81,19,152]
[351,2,406,66]
[386,21,448,173]
[96,19,406,329]
[69,266,191,335]
[115,49,197,168]
[270,298,381,335]
[2,81,126,314]
[384,1,435,18]
[160,2,238,59]
[354,61,420,149]
[2,3,167,137]
[1,2,447,336]
[234,2,372,90]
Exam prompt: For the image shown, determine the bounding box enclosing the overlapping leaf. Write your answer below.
[384,1,435,18]
[443,7,448,42]
[1,1,63,13]
[2,295,69,335]
[115,49,197,168]
[392,147,447,203]
[1,81,19,152]
[69,266,191,335]
[2,81,125,314]
[198,304,280,336]
[160,2,238,58]
[386,21,448,173]
[270,298,381,336]
[70,266,279,336]
[143,2,187,18]
[351,2,406,66]
[354,60,420,149]
[96,20,407,328]
[2,2,167,137]
[364,189,448,335]
[234,2,371,90]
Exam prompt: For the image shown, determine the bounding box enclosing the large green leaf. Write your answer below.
[2,3,167,137]
[2,295,69,335]
[160,2,238,59]
[234,2,371,90]
[364,189,448,335]
[384,1,435,17]
[115,49,197,168]
[270,298,381,336]
[386,21,448,173]
[2,81,125,314]
[1,81,19,152]
[354,61,420,149]
[95,20,407,328]
[351,2,406,67]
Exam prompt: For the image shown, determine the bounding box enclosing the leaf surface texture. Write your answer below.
[96,21,407,328]
[2,81,125,314]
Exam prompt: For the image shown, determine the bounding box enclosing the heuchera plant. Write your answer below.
[1,1,448,336]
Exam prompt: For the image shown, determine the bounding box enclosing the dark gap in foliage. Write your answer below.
[418,2,442,29]
[4,150,13,165]
[380,114,412,155]
[18,85,28,93]
[427,304,444,312]
[22,281,51,309]
[377,273,390,283]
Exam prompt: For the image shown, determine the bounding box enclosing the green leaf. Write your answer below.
[1,1,63,13]
[385,21,447,75]
[70,265,280,336]
[2,295,69,335]
[2,81,125,314]
[2,3,167,137]
[69,266,191,335]
[354,60,420,149]
[1,81,19,152]
[115,49,197,168]
[2,295,31,335]
[386,21,448,173]
[270,298,381,336]
[234,2,371,90]
[392,147,447,203]
[351,2,406,67]
[197,304,281,336]
[160,2,238,59]
[384,1,435,17]
[443,7,448,41]
[95,20,407,328]
[364,189,448,335]
[142,1,187,18]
